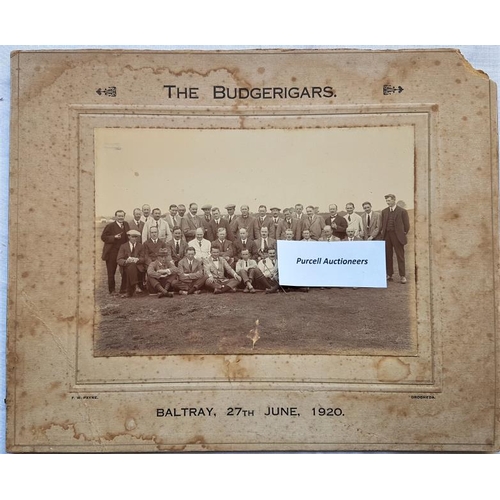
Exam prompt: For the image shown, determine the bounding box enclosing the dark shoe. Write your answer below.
[265,287,279,294]
[386,275,393,281]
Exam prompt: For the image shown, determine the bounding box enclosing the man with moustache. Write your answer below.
[101,209,129,294]
[129,208,145,235]
[255,226,277,261]
[343,227,363,242]
[325,204,348,240]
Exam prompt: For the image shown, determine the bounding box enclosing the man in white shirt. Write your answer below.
[236,249,268,293]
[344,202,364,238]
[255,226,276,260]
[258,248,279,292]
[140,204,151,223]
[203,247,242,294]
[192,227,211,261]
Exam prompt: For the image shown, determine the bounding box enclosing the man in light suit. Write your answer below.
[101,209,129,294]
[164,204,181,234]
[276,207,301,240]
[302,205,325,240]
[203,247,242,294]
[192,227,211,261]
[142,207,171,243]
[173,246,207,295]
[380,194,410,284]
[117,229,145,297]
[166,226,188,265]
[236,249,268,293]
[129,208,145,235]
[255,226,277,261]
[361,201,381,241]
[140,204,151,224]
[344,202,363,238]
[181,202,203,242]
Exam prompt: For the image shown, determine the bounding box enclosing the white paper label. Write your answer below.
[276,240,387,288]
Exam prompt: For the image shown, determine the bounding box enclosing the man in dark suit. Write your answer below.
[117,229,145,297]
[255,226,277,260]
[211,227,235,266]
[379,194,410,284]
[166,226,188,265]
[142,226,167,266]
[129,208,145,235]
[252,205,272,239]
[233,227,258,261]
[268,207,282,239]
[208,207,232,242]
[276,207,302,240]
[234,205,256,240]
[173,246,207,295]
[101,210,130,294]
[224,204,239,238]
[325,204,348,240]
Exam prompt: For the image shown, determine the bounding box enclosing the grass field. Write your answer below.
[94,231,415,357]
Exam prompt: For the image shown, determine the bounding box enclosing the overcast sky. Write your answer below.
[95,126,414,217]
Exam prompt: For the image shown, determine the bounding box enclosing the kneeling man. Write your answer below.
[147,247,179,298]
[204,247,242,294]
[173,246,207,295]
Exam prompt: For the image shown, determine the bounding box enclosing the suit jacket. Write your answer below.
[128,218,145,235]
[203,256,238,280]
[142,238,168,265]
[343,236,363,242]
[177,256,203,282]
[101,221,130,261]
[380,205,410,245]
[181,213,203,241]
[117,241,145,271]
[319,236,341,242]
[166,238,188,263]
[200,214,213,240]
[324,215,348,240]
[233,238,258,260]
[208,217,233,242]
[344,213,363,237]
[147,258,178,279]
[361,211,381,240]
[276,217,302,240]
[142,217,171,243]
[302,215,325,240]
[223,214,239,238]
[234,215,256,240]
[254,237,277,258]
[268,216,282,240]
[164,213,181,233]
[211,238,234,260]
[252,216,273,239]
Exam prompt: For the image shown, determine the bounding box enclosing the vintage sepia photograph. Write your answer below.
[94,126,415,356]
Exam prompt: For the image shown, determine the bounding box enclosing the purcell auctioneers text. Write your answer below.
[163,85,336,100]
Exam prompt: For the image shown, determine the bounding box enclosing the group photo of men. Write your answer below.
[100,195,411,299]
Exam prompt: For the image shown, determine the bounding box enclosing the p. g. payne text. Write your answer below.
[157,407,215,417]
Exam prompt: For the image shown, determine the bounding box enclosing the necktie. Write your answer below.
[245,261,248,268]
[156,221,159,228]
[175,241,180,254]
[272,259,275,266]
[367,214,371,227]
[132,243,135,252]
[189,261,193,272]
[348,215,351,222]
[264,239,268,252]
[199,241,202,247]
[309,216,312,222]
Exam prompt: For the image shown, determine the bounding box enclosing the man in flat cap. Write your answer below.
[235,205,256,240]
[101,209,129,294]
[147,247,178,298]
[269,207,282,239]
[117,229,145,297]
[224,204,239,239]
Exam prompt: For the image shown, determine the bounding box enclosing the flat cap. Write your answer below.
[127,229,141,236]
[270,207,281,211]
[201,204,212,210]
[225,204,236,209]
[158,248,170,256]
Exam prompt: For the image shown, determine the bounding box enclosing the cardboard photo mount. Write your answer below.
[6,49,499,452]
